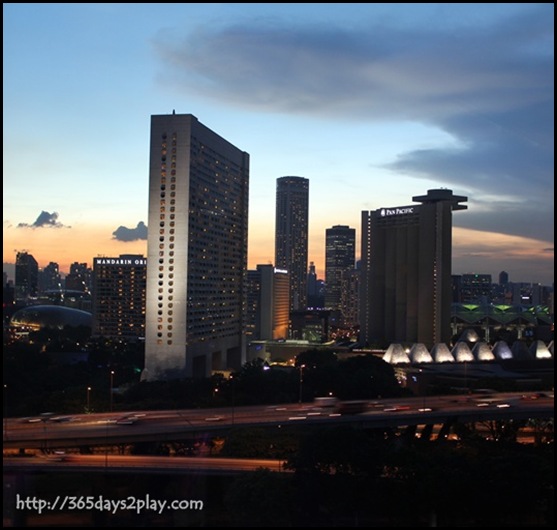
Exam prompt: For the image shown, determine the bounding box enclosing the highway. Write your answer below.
[3,453,286,475]
[3,391,553,452]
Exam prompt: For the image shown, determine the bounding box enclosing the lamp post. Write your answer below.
[298,364,305,404]
[419,369,426,411]
[109,371,114,413]
[86,386,91,412]
[229,375,235,426]
[3,384,7,440]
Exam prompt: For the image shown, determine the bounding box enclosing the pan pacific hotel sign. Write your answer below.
[379,206,415,217]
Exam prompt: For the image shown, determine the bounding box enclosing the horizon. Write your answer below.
[2,257,553,289]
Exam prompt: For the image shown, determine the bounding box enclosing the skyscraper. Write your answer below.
[65,262,92,293]
[325,225,356,312]
[246,265,290,341]
[15,251,38,302]
[39,262,62,293]
[143,113,249,380]
[275,176,309,310]
[92,255,147,340]
[360,189,467,348]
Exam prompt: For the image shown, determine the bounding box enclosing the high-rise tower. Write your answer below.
[275,176,309,310]
[15,251,38,302]
[92,254,147,340]
[246,264,290,341]
[360,189,467,348]
[325,225,356,311]
[143,113,249,380]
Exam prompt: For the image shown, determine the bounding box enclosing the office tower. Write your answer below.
[246,265,290,341]
[360,188,467,348]
[275,176,309,310]
[144,113,249,380]
[65,262,92,293]
[15,251,38,302]
[460,273,492,304]
[499,271,509,285]
[92,255,147,340]
[324,225,355,312]
[340,268,360,329]
[39,262,62,293]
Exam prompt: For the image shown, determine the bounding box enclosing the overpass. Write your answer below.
[3,391,553,453]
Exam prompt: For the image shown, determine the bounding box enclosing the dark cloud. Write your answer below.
[17,211,68,229]
[112,221,148,242]
[154,5,552,121]
[155,4,553,245]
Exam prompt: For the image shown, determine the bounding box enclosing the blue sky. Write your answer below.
[3,3,554,285]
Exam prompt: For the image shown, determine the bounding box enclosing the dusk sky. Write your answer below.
[3,3,554,286]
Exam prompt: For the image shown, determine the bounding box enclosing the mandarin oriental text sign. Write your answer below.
[94,258,147,266]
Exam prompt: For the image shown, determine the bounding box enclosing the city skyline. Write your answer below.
[3,3,554,286]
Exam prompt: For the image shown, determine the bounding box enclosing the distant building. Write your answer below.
[91,255,147,340]
[3,272,15,311]
[15,251,38,302]
[360,189,467,349]
[325,224,356,315]
[143,113,249,380]
[39,262,62,293]
[246,265,290,341]
[290,309,331,342]
[275,176,309,310]
[9,304,92,346]
[65,262,92,293]
[307,261,324,309]
[340,268,360,329]
[459,273,492,304]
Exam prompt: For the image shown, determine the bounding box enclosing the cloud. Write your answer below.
[17,211,69,229]
[154,4,554,244]
[112,221,148,242]
[154,5,552,121]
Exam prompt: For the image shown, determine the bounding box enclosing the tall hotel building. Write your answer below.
[143,113,249,380]
[360,189,467,349]
[275,176,309,311]
[246,265,290,341]
[92,255,147,340]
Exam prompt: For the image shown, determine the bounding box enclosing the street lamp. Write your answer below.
[298,364,306,404]
[3,384,7,440]
[86,386,91,412]
[229,375,235,426]
[109,371,114,412]
[416,369,433,412]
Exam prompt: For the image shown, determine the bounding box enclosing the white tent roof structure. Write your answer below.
[409,343,433,363]
[383,343,410,364]
[430,342,455,363]
[492,340,513,360]
[471,341,496,361]
[529,340,552,359]
[451,341,474,362]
